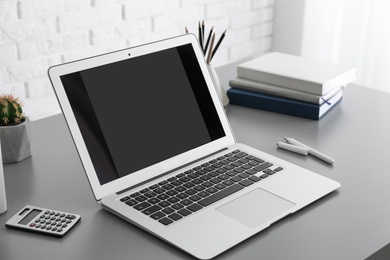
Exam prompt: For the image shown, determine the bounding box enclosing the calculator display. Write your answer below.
[18,209,42,225]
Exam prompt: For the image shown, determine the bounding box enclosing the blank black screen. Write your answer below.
[60,44,225,185]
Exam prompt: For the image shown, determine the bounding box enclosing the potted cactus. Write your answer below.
[0,94,31,163]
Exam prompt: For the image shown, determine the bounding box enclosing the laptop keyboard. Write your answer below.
[119,150,283,226]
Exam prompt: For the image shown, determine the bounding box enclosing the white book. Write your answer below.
[237,52,356,95]
[229,77,344,105]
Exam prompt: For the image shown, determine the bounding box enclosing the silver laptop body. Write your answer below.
[48,34,340,259]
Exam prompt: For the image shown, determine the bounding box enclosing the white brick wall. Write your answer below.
[0,0,274,120]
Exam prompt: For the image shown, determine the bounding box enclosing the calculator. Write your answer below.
[5,205,81,237]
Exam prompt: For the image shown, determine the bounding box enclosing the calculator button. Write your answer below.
[66,220,71,224]
[45,210,50,214]
[56,223,62,227]
[65,214,76,219]
[40,215,45,218]
[46,226,52,230]
[57,228,63,232]
[52,227,57,231]
[29,223,36,227]
[36,224,41,228]
[60,213,65,217]
[50,211,55,215]
[51,222,56,226]
[62,224,67,228]
[35,219,40,223]
[55,212,60,216]
[41,225,47,229]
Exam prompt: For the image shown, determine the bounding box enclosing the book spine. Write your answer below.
[227,88,323,120]
[237,68,325,95]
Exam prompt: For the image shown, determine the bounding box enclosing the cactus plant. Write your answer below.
[0,94,25,126]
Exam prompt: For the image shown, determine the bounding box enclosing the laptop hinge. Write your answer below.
[116,147,228,195]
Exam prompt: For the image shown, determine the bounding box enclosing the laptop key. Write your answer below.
[239,179,254,187]
[134,202,152,211]
[253,162,273,172]
[187,203,203,212]
[168,213,183,221]
[142,205,162,215]
[159,217,173,226]
[178,208,192,217]
[150,211,165,220]
[198,184,244,207]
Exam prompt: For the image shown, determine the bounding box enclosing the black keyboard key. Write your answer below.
[222,180,234,186]
[253,162,273,172]
[214,183,227,190]
[198,184,244,206]
[120,196,130,202]
[134,202,151,211]
[167,197,180,203]
[171,203,184,210]
[187,203,203,212]
[162,207,174,214]
[205,187,219,194]
[150,211,165,220]
[157,194,169,200]
[147,198,160,204]
[178,208,192,217]
[249,176,261,182]
[135,195,148,202]
[260,173,269,179]
[201,181,213,188]
[189,195,202,201]
[185,189,197,195]
[180,199,193,206]
[176,193,188,200]
[159,217,173,226]
[142,205,162,215]
[234,152,248,158]
[158,201,171,208]
[239,179,254,187]
[198,191,210,198]
[168,213,183,221]
[125,199,138,206]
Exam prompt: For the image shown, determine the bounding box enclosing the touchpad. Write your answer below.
[216,188,296,228]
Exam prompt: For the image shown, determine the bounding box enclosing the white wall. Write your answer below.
[0,0,275,120]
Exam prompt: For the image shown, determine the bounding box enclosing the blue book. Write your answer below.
[227,88,342,120]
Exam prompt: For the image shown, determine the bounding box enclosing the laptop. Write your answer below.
[48,34,340,259]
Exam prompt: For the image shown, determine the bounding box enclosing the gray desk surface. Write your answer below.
[1,61,390,260]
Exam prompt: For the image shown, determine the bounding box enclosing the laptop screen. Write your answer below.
[59,44,225,185]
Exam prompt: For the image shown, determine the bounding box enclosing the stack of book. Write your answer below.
[227,52,357,120]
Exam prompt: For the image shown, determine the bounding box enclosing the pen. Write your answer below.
[204,26,214,54]
[284,137,335,165]
[277,142,309,155]
[206,32,215,64]
[210,29,227,61]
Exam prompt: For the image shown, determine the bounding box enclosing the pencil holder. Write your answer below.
[207,64,229,108]
[0,140,7,214]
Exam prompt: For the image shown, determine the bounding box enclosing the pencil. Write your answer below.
[198,21,203,51]
[202,20,205,47]
[203,26,214,54]
[206,33,215,64]
[210,29,227,61]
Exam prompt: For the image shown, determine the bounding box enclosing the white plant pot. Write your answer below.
[208,64,229,108]
[0,117,31,163]
[0,139,7,214]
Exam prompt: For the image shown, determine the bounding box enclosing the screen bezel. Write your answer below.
[48,34,236,201]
